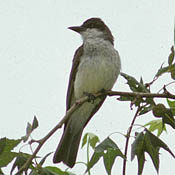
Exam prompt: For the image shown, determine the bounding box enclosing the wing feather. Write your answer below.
[66,45,83,110]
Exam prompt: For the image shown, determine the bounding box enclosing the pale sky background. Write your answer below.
[1,0,175,175]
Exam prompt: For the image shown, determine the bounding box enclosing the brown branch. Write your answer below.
[106,90,175,99]
[15,90,175,174]
[15,96,89,175]
[122,106,142,175]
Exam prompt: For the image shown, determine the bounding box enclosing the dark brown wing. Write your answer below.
[66,44,107,127]
[84,96,107,127]
[66,45,83,110]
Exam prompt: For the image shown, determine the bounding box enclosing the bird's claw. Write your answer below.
[83,92,96,103]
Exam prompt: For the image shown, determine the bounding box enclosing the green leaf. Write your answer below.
[145,129,175,160]
[22,116,39,142]
[26,122,32,136]
[144,130,175,174]
[155,58,175,79]
[32,116,39,131]
[152,104,167,118]
[163,110,175,129]
[131,130,175,174]
[168,64,175,72]
[0,152,18,168]
[88,133,100,149]
[21,122,32,142]
[152,104,175,129]
[87,137,125,174]
[168,46,175,65]
[82,133,99,149]
[0,138,21,152]
[44,166,69,175]
[139,105,154,115]
[103,148,122,175]
[131,132,145,161]
[131,132,145,175]
[10,153,33,175]
[0,138,21,167]
[39,166,69,175]
[29,171,40,175]
[140,77,144,84]
[137,153,145,175]
[120,73,149,93]
[30,167,50,175]
[171,69,175,79]
[168,64,175,80]
[0,138,6,155]
[86,152,103,172]
[167,98,175,108]
[144,119,166,136]
[155,65,169,78]
[167,98,175,115]
[95,138,124,155]
[120,73,154,106]
[39,152,53,166]
[144,132,160,172]
[82,133,88,148]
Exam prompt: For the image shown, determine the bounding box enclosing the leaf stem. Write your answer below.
[87,137,91,175]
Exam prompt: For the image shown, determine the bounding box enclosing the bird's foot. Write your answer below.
[100,88,106,94]
[83,92,96,103]
[99,89,107,99]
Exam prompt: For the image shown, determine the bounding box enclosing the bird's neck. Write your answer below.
[83,37,113,55]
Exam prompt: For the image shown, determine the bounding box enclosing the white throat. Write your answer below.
[81,28,104,41]
[81,28,113,56]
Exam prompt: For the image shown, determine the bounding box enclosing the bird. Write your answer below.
[53,17,121,168]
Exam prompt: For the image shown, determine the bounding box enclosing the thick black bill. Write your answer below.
[68,26,85,33]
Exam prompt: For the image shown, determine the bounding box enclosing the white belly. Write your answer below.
[74,52,120,99]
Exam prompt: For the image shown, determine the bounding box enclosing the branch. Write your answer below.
[15,90,175,174]
[15,95,89,175]
[122,106,142,175]
[106,90,175,99]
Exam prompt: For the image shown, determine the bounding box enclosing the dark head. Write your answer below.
[68,18,114,45]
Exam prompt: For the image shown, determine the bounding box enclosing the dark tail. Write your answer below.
[53,120,83,168]
[53,97,106,167]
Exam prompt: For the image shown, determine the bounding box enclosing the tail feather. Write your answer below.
[53,124,83,167]
[53,98,105,167]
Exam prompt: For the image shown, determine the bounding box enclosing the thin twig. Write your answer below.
[157,81,175,93]
[122,107,142,175]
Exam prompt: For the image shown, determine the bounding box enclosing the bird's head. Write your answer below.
[68,18,114,45]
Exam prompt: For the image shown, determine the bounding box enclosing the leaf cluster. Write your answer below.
[0,117,73,175]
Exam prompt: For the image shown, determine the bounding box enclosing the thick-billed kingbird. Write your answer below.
[53,18,121,168]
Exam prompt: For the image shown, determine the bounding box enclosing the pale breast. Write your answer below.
[74,45,121,99]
